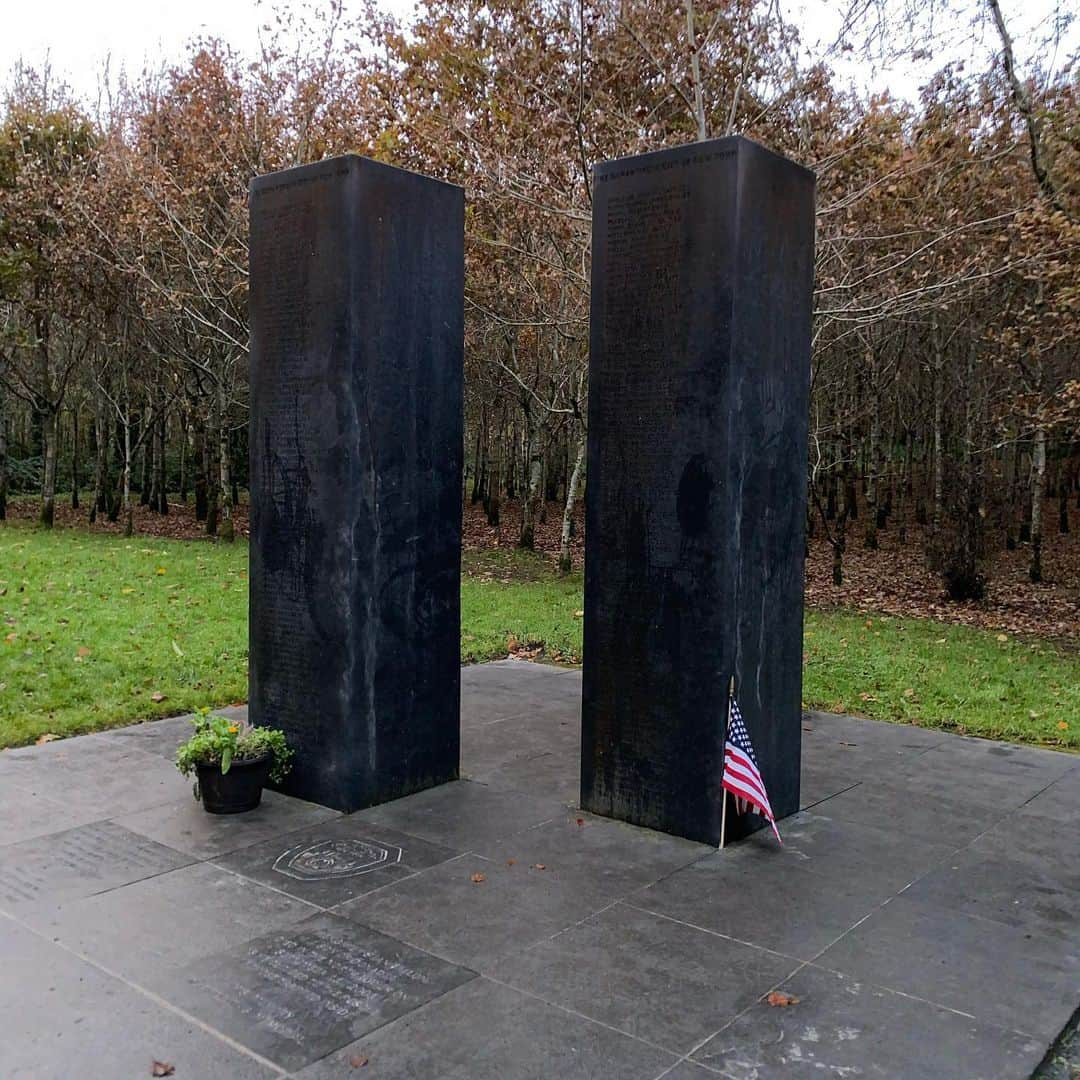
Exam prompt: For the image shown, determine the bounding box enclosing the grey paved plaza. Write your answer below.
[1,660,1077,1078]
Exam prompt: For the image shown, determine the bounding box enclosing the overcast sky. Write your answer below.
[1,0,1076,109]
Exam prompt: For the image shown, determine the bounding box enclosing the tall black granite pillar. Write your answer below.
[248,155,463,812]
[582,136,815,846]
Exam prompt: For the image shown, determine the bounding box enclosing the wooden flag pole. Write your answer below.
[720,675,735,850]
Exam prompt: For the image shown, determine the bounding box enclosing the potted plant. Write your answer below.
[175,708,294,814]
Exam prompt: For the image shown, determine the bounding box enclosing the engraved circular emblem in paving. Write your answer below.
[272,838,403,881]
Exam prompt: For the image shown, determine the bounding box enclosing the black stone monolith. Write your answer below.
[581,136,815,846]
[248,155,463,812]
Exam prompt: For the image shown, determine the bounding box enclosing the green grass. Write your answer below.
[462,548,584,663]
[1,522,1077,750]
[1,524,249,747]
[803,610,1078,748]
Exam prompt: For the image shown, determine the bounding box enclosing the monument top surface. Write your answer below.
[593,134,815,184]
[249,152,465,195]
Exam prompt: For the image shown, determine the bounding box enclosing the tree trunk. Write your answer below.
[147,410,160,513]
[1057,458,1069,534]
[1030,424,1046,583]
[485,438,501,529]
[194,420,208,520]
[559,432,586,573]
[157,407,168,514]
[138,415,151,506]
[929,327,945,565]
[205,405,219,536]
[470,414,485,504]
[1004,437,1018,549]
[230,429,240,507]
[519,408,543,549]
[40,405,59,528]
[179,416,188,503]
[0,394,7,521]
[90,397,108,524]
[843,437,858,521]
[71,408,80,510]
[864,373,880,550]
[216,382,233,541]
[122,418,133,538]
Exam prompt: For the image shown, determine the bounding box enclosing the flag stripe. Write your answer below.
[725,745,759,775]
[723,765,771,812]
[723,755,769,799]
[723,773,772,816]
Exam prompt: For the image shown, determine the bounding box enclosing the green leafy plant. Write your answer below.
[175,708,293,785]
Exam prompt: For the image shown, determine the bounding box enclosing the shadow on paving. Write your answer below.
[0,659,1076,1079]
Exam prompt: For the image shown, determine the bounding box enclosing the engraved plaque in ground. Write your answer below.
[582,137,816,846]
[0,821,191,909]
[165,913,475,1071]
[214,818,459,908]
[248,155,464,813]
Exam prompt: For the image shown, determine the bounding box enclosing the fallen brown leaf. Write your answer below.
[532,863,547,871]
[349,1054,369,1068]
[766,991,801,1008]
[470,872,486,884]
[151,1062,175,1077]
[150,691,166,702]
[35,733,59,745]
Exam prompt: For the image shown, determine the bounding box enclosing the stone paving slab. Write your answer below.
[0,820,193,911]
[1,737,185,818]
[814,896,1079,1042]
[290,976,678,1080]
[216,817,462,909]
[351,779,566,849]
[490,902,800,1054]
[159,913,476,1072]
[802,774,1005,842]
[691,964,1047,1079]
[24,861,318,992]
[0,917,278,1080]
[475,813,710,908]
[1019,772,1080,824]
[337,848,601,969]
[0,781,103,846]
[629,849,896,959]
[900,847,1080,939]
[0,659,1077,1079]
[115,790,341,860]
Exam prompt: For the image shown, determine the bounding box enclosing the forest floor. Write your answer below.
[1,505,1078,752]
[10,489,1078,641]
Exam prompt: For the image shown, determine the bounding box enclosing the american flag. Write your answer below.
[722,696,782,844]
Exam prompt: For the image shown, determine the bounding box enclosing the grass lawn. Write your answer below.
[1,522,1077,751]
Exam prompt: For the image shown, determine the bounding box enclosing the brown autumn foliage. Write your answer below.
[0,0,1077,633]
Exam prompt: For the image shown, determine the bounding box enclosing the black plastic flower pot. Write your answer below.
[195,753,272,814]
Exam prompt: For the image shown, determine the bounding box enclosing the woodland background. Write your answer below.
[0,0,1077,634]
